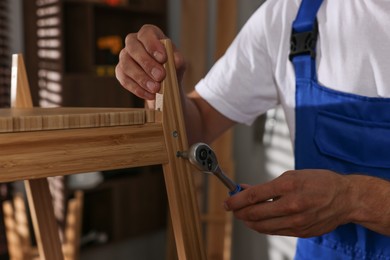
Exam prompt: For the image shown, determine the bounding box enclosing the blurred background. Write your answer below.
[0,0,296,259]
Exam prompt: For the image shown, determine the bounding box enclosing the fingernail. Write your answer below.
[153,51,164,62]
[146,81,158,92]
[151,68,162,80]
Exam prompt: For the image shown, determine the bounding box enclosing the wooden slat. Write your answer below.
[159,39,206,260]
[3,200,24,259]
[12,53,64,260]
[0,107,146,133]
[13,194,33,255]
[0,124,167,182]
[63,191,83,260]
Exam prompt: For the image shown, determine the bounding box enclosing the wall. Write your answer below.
[8,0,23,55]
[232,1,297,260]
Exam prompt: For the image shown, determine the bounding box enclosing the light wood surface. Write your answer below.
[159,39,206,260]
[5,45,205,260]
[0,124,167,182]
[12,54,65,260]
[0,107,146,133]
[63,191,84,260]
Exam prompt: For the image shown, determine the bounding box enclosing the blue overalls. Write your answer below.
[291,0,390,259]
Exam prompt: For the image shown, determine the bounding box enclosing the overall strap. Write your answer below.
[290,0,324,80]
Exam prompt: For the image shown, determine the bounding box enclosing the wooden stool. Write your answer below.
[0,39,205,260]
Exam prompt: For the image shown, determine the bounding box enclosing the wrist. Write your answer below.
[344,174,390,233]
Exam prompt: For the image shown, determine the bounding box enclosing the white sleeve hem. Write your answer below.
[195,79,257,126]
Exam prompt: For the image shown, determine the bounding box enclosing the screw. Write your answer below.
[172,130,179,138]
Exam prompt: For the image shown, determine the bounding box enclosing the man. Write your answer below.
[116,0,390,258]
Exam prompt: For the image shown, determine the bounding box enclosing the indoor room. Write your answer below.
[1,0,387,260]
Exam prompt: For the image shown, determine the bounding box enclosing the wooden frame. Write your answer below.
[2,39,205,260]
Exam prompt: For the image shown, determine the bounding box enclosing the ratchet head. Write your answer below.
[178,143,219,173]
[177,142,243,196]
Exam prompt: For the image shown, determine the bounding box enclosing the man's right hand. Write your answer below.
[115,24,186,100]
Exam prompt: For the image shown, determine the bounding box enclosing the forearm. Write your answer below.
[182,91,236,145]
[347,174,390,235]
[182,95,206,145]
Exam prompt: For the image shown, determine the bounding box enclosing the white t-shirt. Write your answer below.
[195,0,390,141]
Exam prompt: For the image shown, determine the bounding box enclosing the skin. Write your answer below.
[116,24,390,238]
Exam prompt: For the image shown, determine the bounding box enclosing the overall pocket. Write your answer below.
[314,111,390,169]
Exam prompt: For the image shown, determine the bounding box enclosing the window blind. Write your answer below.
[36,0,63,107]
[0,0,10,108]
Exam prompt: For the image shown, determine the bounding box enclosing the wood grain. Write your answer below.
[159,39,206,260]
[0,123,167,182]
[12,54,65,260]
[0,107,146,133]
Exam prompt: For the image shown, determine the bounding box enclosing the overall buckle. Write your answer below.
[289,20,318,60]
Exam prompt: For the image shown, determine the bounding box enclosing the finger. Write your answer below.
[118,49,161,94]
[244,217,304,237]
[240,184,252,189]
[244,217,295,236]
[224,183,278,211]
[115,64,155,100]
[244,213,332,238]
[125,33,166,82]
[233,198,286,222]
[137,24,168,63]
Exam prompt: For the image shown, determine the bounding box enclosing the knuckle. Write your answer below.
[279,172,299,193]
[247,189,259,204]
[130,70,149,87]
[138,58,152,71]
[125,33,137,46]
[286,199,304,213]
[119,49,126,61]
[118,49,127,61]
[115,65,122,80]
[138,24,155,39]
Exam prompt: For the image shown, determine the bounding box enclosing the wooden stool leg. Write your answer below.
[63,191,83,260]
[13,193,37,259]
[158,40,206,260]
[25,180,64,260]
[12,54,64,260]
[3,200,24,259]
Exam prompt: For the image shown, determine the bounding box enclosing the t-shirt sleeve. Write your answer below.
[195,5,279,126]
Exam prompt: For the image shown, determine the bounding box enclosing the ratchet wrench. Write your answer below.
[177,142,243,196]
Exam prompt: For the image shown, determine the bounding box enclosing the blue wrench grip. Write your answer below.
[228,184,243,196]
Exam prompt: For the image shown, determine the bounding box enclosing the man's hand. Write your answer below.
[224,169,355,237]
[115,24,186,100]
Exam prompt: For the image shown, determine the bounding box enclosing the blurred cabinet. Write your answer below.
[62,0,167,107]
[82,167,168,244]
